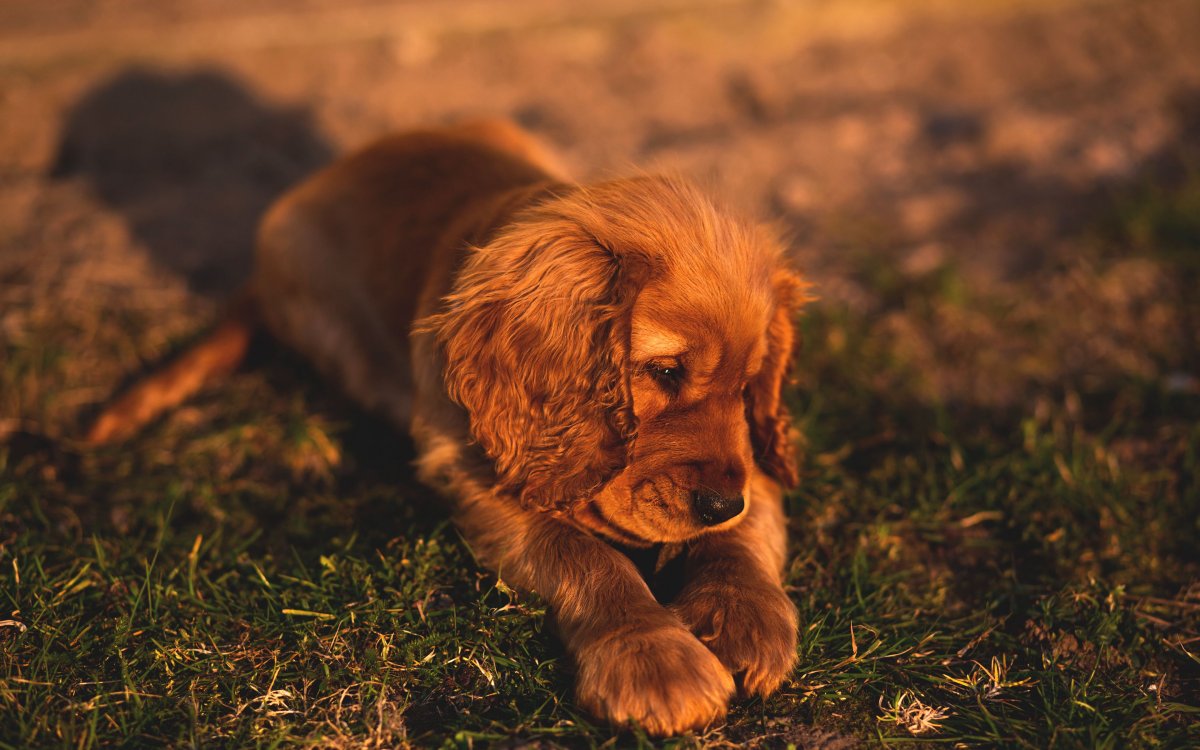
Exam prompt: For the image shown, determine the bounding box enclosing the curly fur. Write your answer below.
[86,120,808,737]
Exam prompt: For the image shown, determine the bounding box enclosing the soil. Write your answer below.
[2,3,1199,745]
[1,0,1198,428]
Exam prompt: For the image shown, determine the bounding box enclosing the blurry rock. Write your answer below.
[988,108,1071,163]
[1083,137,1133,178]
[389,29,438,67]
[902,242,947,277]
[774,172,820,214]
[900,190,964,235]
[833,114,869,152]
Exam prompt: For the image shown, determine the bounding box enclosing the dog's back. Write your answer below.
[87,120,567,443]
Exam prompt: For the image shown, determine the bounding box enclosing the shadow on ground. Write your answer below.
[50,68,333,295]
[30,68,452,559]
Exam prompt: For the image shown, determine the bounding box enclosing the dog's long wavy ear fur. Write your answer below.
[426,210,641,511]
[746,269,810,489]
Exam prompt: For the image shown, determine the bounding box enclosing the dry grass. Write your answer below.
[2,172,1198,746]
[2,0,1199,746]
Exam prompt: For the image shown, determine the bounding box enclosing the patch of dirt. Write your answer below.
[2,2,1198,745]
[2,0,1199,434]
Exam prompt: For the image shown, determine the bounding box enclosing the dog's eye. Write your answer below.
[741,381,757,404]
[645,362,684,391]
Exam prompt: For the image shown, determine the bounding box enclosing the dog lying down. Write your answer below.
[87,119,809,736]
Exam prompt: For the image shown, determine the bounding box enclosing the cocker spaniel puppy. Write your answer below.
[88,119,808,736]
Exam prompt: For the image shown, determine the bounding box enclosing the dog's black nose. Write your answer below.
[692,490,745,526]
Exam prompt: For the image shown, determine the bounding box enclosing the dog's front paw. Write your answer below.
[670,582,798,697]
[574,622,735,736]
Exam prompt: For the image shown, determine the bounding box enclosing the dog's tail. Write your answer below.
[85,288,260,445]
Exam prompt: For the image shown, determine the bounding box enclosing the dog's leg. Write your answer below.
[456,495,735,736]
[86,290,258,444]
[668,471,799,697]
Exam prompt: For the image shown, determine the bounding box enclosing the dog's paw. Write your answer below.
[574,622,735,736]
[670,582,798,697]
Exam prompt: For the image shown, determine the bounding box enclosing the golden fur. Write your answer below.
[87,119,807,736]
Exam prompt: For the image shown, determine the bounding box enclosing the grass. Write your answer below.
[2,180,1199,747]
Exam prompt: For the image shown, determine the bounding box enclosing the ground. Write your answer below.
[1,0,1199,747]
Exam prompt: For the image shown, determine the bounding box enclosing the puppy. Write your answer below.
[87,119,808,736]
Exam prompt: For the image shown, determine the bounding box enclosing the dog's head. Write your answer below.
[431,177,808,543]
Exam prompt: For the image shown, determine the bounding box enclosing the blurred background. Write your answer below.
[2,0,1198,431]
[2,2,1199,746]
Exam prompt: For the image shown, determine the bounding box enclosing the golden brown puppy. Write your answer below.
[87,119,808,736]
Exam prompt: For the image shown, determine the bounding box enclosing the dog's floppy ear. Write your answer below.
[745,268,810,489]
[425,210,640,511]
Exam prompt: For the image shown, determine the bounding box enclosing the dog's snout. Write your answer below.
[692,490,745,526]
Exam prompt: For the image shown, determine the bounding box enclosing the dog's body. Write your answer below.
[88,120,805,735]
